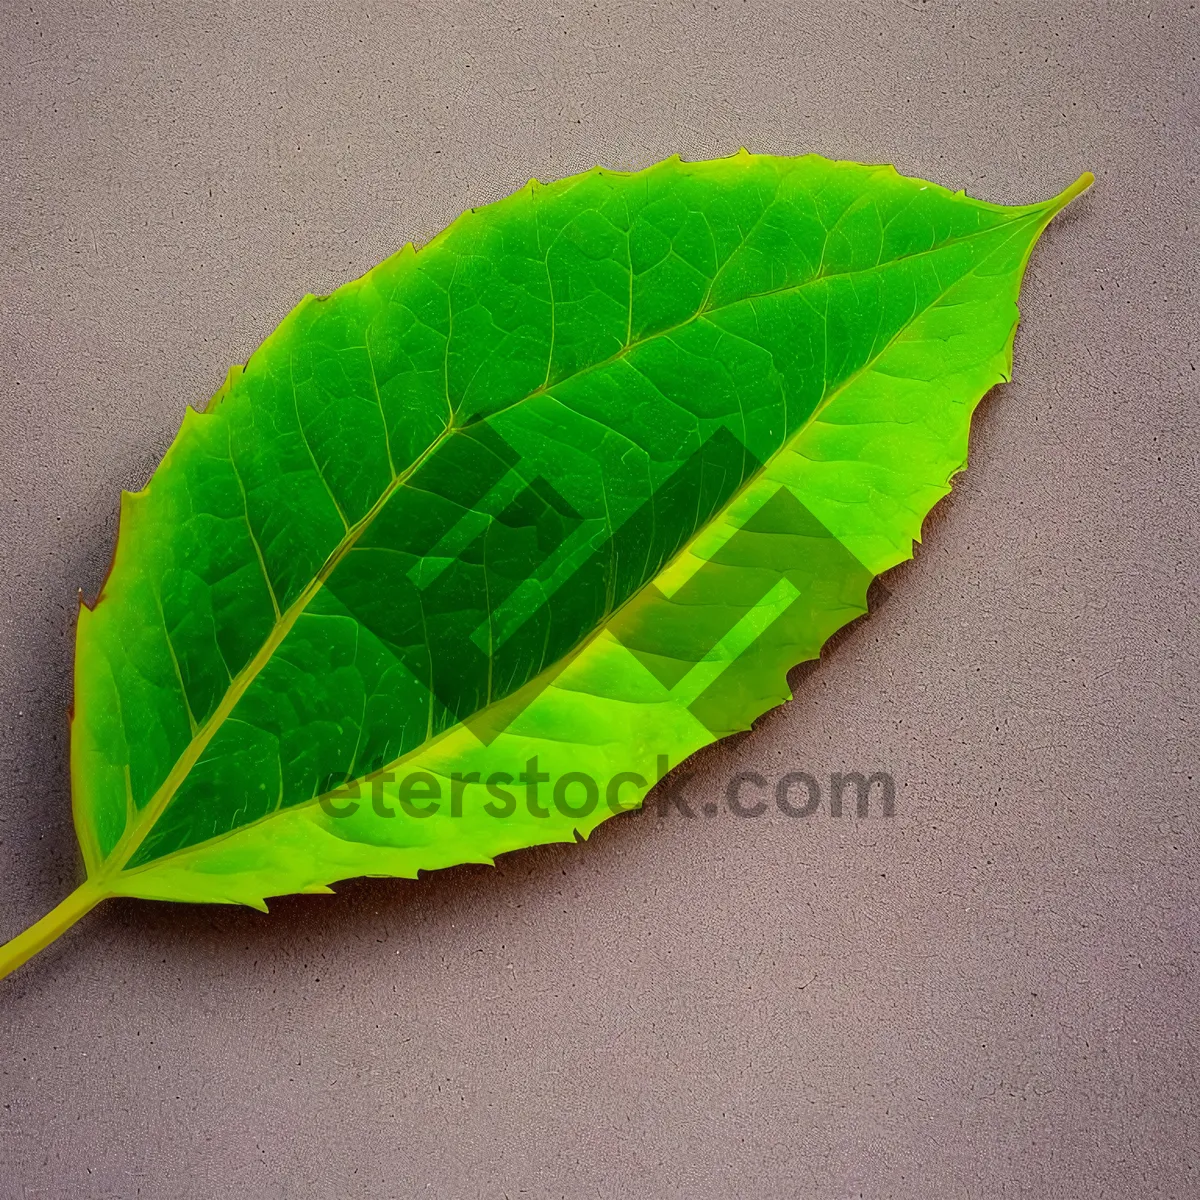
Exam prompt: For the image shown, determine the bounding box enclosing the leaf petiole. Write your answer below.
[0,882,106,982]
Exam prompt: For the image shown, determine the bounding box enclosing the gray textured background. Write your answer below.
[1,2,1196,1197]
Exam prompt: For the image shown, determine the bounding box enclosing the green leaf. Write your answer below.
[0,152,1089,979]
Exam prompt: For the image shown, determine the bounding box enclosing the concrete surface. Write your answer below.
[0,2,1196,1197]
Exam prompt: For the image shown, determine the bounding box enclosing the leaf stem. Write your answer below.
[0,882,105,982]
[1053,171,1095,211]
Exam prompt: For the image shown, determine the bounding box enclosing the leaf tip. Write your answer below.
[1050,171,1094,212]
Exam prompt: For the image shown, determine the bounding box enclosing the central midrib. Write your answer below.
[103,209,1042,879]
